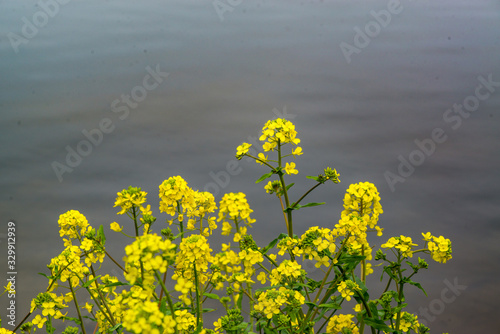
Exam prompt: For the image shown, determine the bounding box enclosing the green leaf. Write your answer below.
[285,183,295,191]
[296,202,325,209]
[202,308,216,313]
[98,224,106,245]
[255,171,274,184]
[109,323,123,332]
[103,281,131,288]
[318,302,341,310]
[285,202,325,212]
[405,279,428,296]
[82,275,101,288]
[203,292,220,300]
[362,317,395,332]
[261,233,288,254]
[306,175,320,182]
[38,272,52,279]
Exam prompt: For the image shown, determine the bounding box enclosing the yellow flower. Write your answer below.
[257,272,267,284]
[326,314,359,334]
[32,314,47,328]
[82,302,93,313]
[314,255,330,268]
[236,142,252,159]
[337,280,360,301]
[256,152,268,165]
[292,146,303,157]
[284,162,298,175]
[4,281,15,295]
[110,222,123,232]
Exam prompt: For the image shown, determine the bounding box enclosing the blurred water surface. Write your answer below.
[1,0,500,332]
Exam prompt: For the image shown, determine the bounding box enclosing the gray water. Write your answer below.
[1,0,500,332]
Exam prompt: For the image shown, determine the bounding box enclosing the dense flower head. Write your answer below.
[291,227,338,267]
[381,235,418,258]
[185,190,218,236]
[123,233,176,284]
[114,186,148,215]
[326,314,359,334]
[342,182,383,229]
[422,232,452,263]
[174,234,213,288]
[259,118,301,152]
[159,175,195,216]
[30,292,68,328]
[58,210,90,240]
[217,192,255,226]
[337,280,361,301]
[269,260,305,285]
[47,245,88,288]
[122,299,176,334]
[390,312,421,333]
[254,287,305,319]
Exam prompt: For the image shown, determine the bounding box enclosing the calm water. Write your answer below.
[1,0,500,332]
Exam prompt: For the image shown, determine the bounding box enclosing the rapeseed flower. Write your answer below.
[326,314,359,334]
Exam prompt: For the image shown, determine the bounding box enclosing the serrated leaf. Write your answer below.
[255,171,274,184]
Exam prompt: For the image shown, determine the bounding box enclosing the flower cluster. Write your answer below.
[122,300,176,334]
[123,233,176,284]
[254,287,305,319]
[381,235,418,258]
[58,210,90,240]
[114,186,148,215]
[259,118,301,151]
[5,118,454,334]
[218,192,255,241]
[326,314,359,334]
[159,176,218,235]
[342,182,383,229]
[337,280,361,301]
[422,232,452,263]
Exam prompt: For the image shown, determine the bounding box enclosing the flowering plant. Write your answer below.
[2,118,452,334]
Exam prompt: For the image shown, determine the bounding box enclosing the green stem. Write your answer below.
[132,206,139,237]
[69,279,87,334]
[155,272,179,334]
[289,182,322,210]
[277,142,293,238]
[193,262,202,327]
[89,265,116,327]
